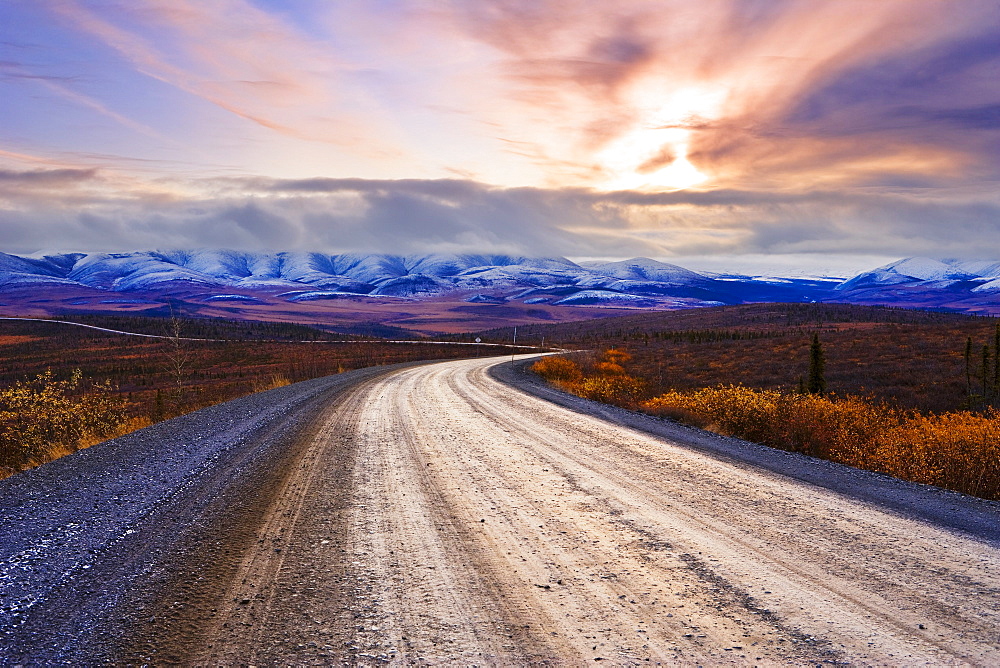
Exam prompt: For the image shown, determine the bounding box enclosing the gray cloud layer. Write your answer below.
[1,171,998,259]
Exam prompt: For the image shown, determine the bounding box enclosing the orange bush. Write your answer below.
[568,374,647,406]
[603,348,632,365]
[641,386,1000,499]
[865,411,1000,498]
[593,361,626,375]
[531,356,584,384]
[0,369,130,475]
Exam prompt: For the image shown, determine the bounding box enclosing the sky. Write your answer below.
[1,0,999,273]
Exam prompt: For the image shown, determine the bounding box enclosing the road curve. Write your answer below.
[3,355,1000,665]
[0,362,425,663]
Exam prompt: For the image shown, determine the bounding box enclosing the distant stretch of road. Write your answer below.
[1,355,998,664]
[0,316,542,349]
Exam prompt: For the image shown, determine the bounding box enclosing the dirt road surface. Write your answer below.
[3,355,1000,665]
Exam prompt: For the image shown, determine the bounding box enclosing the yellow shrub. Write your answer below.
[0,369,129,475]
[603,348,632,365]
[868,411,1000,498]
[251,373,292,393]
[645,386,782,445]
[531,356,583,384]
[593,361,626,376]
[570,374,647,407]
[642,386,1000,500]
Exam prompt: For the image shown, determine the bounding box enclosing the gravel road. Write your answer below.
[2,355,1000,665]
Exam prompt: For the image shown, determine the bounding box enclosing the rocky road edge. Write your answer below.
[0,361,426,664]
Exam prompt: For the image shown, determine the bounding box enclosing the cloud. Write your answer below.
[3,1,1000,262]
[0,168,103,205]
[0,167,98,186]
[2,174,999,260]
[417,0,1000,191]
[16,0,1000,193]
[0,59,77,83]
[46,0,395,152]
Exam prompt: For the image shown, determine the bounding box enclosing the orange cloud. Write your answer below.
[412,0,995,192]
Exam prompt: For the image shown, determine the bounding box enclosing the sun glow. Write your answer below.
[597,85,726,191]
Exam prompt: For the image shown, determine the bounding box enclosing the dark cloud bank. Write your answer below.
[1,171,998,260]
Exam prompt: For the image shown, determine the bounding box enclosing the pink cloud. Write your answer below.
[29,0,1000,195]
[399,0,998,190]
[47,0,395,152]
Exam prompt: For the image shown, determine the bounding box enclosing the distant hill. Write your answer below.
[0,251,997,329]
[0,249,837,304]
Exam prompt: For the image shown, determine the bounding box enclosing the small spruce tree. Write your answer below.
[984,344,992,398]
[807,333,827,395]
[994,324,1000,396]
[965,336,974,395]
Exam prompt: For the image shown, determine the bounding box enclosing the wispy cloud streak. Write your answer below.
[0,1,998,260]
[46,0,391,150]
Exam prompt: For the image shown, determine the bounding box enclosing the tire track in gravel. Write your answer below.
[187,355,1000,665]
[0,362,425,664]
[462,360,1000,664]
[198,368,549,664]
[8,355,999,665]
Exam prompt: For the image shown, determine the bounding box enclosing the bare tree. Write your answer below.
[164,303,192,407]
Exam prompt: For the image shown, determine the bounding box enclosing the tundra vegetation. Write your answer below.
[527,303,1000,500]
[0,315,491,479]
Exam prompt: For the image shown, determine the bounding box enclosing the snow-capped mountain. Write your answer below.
[0,250,734,305]
[836,257,1000,291]
[822,257,1000,313]
[0,251,997,317]
[579,257,708,285]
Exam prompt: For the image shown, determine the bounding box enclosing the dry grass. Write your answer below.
[534,352,1000,500]
[510,303,1000,414]
[643,387,1000,500]
[533,351,647,408]
[250,374,293,393]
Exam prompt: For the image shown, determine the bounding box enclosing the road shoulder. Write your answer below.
[491,356,1000,545]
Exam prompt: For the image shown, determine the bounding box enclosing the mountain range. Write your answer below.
[0,251,997,323]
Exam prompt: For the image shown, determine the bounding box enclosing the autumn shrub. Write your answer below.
[593,361,626,375]
[646,386,782,446]
[570,374,648,406]
[770,394,903,460]
[641,385,1000,500]
[864,411,1000,499]
[0,370,129,475]
[603,349,632,365]
[250,373,292,393]
[534,351,648,406]
[531,356,583,384]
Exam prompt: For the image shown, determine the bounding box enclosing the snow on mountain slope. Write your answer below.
[1,250,997,313]
[553,290,666,306]
[0,252,68,278]
[581,257,707,285]
[157,249,281,281]
[371,273,451,297]
[326,253,410,284]
[0,272,80,288]
[67,253,226,291]
[972,278,1000,293]
[453,265,582,290]
[407,254,579,276]
[836,257,1000,291]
